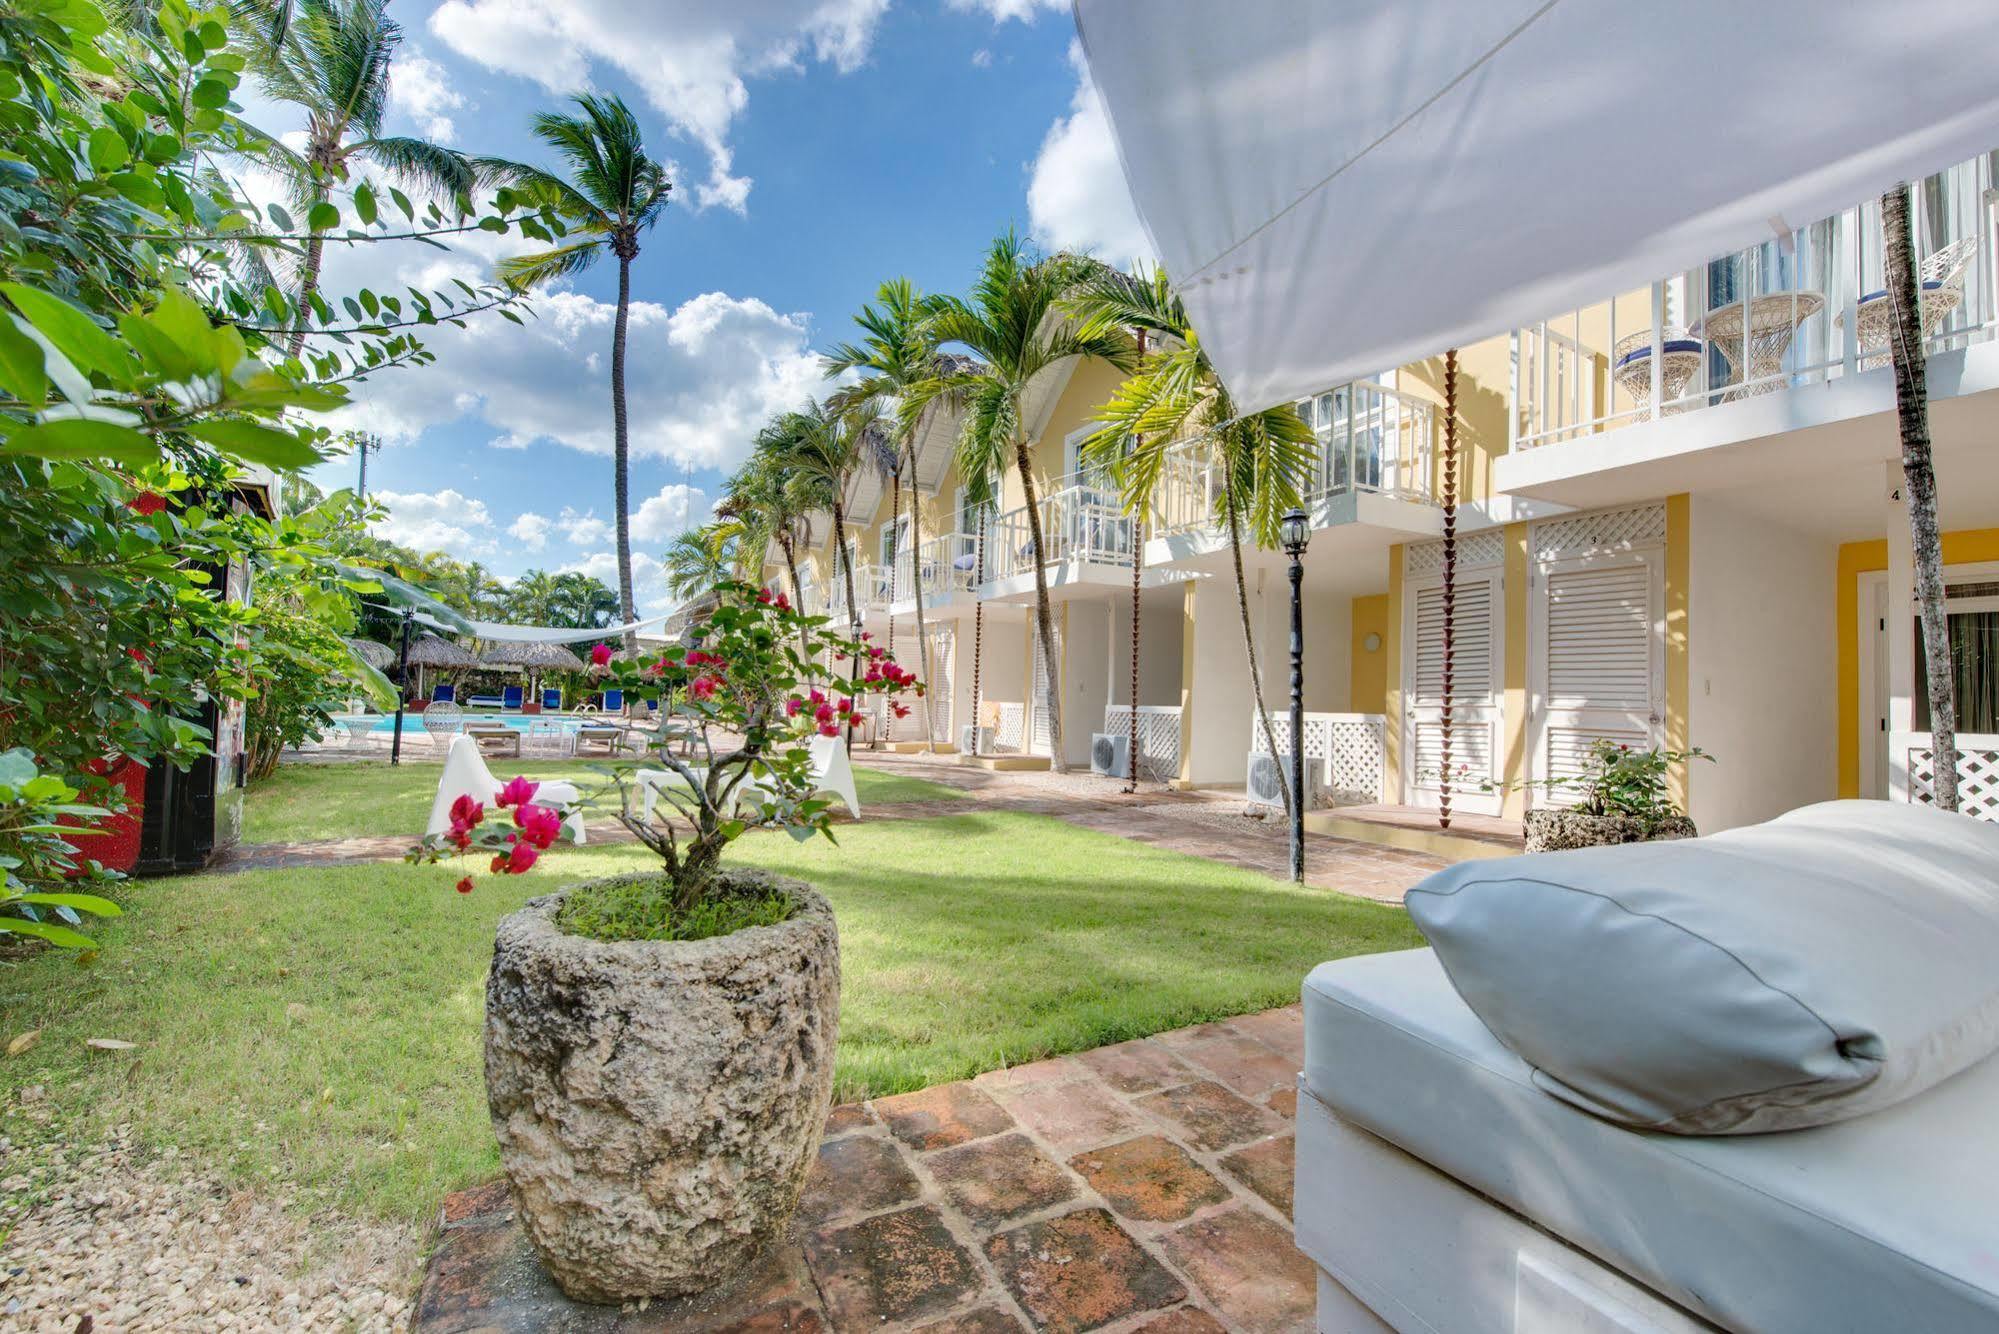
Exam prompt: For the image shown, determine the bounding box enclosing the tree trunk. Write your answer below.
[878,471,899,749]
[286,230,325,359]
[1883,184,1959,811]
[611,252,638,650]
[833,499,860,754]
[1015,439,1066,772]
[906,419,938,754]
[1223,479,1292,819]
[780,535,812,667]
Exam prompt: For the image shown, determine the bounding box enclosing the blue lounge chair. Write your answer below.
[603,688,624,712]
[431,683,455,704]
[541,687,563,711]
[643,696,659,715]
[502,684,524,710]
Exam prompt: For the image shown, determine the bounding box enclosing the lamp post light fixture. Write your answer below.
[1279,507,1310,882]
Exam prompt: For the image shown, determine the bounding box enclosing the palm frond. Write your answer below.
[495,239,607,291]
[356,135,474,201]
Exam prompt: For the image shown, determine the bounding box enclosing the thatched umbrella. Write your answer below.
[480,639,588,703]
[404,631,478,700]
[345,637,396,671]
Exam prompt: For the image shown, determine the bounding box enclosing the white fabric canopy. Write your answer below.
[412,611,670,644]
[1075,0,1999,413]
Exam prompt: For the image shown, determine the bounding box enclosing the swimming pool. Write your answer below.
[335,712,617,735]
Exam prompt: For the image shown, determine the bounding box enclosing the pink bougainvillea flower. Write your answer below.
[495,776,539,809]
[690,675,718,702]
[513,802,563,850]
[590,643,614,666]
[774,592,791,611]
[859,631,872,642]
[455,877,474,894]
[867,645,885,660]
[892,703,910,719]
[809,688,826,705]
[814,702,835,724]
[505,841,539,873]
[847,713,864,730]
[756,587,773,604]
[784,696,804,717]
[449,794,484,829]
[446,828,471,851]
[128,492,167,516]
[818,722,840,737]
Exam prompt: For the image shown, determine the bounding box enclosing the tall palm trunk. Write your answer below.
[1015,438,1065,772]
[611,249,637,649]
[1223,472,1293,819]
[287,231,325,359]
[906,418,938,753]
[1883,184,1959,811]
[879,471,899,749]
[833,500,861,753]
[779,534,812,666]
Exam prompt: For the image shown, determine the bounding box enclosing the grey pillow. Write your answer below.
[1405,800,1999,1134]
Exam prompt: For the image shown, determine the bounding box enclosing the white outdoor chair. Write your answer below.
[637,734,860,824]
[425,734,586,845]
[421,701,464,754]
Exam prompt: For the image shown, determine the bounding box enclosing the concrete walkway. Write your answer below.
[417,1005,1316,1333]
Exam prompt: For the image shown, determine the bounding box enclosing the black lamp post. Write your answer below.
[1279,507,1310,882]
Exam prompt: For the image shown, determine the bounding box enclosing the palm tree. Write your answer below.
[663,525,735,602]
[1881,184,1959,811]
[824,279,952,750]
[478,94,672,649]
[719,446,816,661]
[1067,261,1317,814]
[506,569,564,625]
[550,572,620,629]
[911,233,1134,772]
[243,0,475,357]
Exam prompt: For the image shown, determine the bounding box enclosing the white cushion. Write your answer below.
[1405,799,1999,1133]
[1301,948,1999,1333]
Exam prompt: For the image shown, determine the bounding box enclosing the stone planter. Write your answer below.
[1524,809,1698,854]
[483,870,840,1303]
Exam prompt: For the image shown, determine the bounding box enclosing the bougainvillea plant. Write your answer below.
[411,581,922,909]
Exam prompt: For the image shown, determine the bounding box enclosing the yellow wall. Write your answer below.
[1835,526,1999,797]
[1498,521,1531,820]
[1383,546,1404,794]
[1398,334,1512,504]
[1349,594,1389,714]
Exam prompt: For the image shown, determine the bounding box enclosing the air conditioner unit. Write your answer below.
[959,724,994,755]
[1091,731,1129,778]
[1247,751,1320,810]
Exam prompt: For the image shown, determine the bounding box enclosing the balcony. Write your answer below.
[828,561,893,624]
[1511,150,1999,454]
[982,474,1137,588]
[890,531,979,610]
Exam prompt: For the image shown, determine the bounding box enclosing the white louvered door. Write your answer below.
[1402,568,1504,815]
[1529,551,1665,807]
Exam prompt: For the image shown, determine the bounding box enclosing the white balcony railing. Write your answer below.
[1515,149,1999,450]
[892,531,979,603]
[1151,381,1438,538]
[828,560,892,623]
[1248,710,1387,807]
[985,474,1137,583]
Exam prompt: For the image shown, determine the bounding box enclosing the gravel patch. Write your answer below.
[0,1128,419,1332]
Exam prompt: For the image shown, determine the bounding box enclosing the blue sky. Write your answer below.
[268,0,1151,610]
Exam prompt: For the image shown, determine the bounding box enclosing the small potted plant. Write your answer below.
[1484,739,1712,853]
[412,583,920,1302]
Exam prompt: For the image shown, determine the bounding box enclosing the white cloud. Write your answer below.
[559,506,612,546]
[372,488,498,560]
[629,482,708,542]
[563,550,674,611]
[970,48,992,68]
[1025,42,1153,270]
[508,511,551,550]
[390,49,467,142]
[426,0,888,214]
[947,0,1064,23]
[332,286,826,476]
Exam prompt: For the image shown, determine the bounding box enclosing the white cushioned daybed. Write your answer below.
[1295,800,1999,1333]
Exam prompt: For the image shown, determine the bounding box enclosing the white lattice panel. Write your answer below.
[1532,503,1667,563]
[1103,706,1181,781]
[993,702,1026,753]
[1907,745,1999,821]
[1250,712,1385,806]
[1406,529,1504,576]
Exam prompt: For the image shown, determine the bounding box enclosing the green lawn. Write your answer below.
[0,809,1419,1228]
[243,757,963,842]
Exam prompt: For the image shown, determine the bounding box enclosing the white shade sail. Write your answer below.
[1074,0,1999,413]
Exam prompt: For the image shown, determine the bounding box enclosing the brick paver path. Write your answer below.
[415,1005,1316,1333]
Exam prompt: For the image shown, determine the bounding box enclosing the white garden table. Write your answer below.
[1697,290,1824,396]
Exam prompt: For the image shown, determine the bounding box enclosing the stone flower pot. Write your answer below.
[1524,809,1698,854]
[483,870,839,1303]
